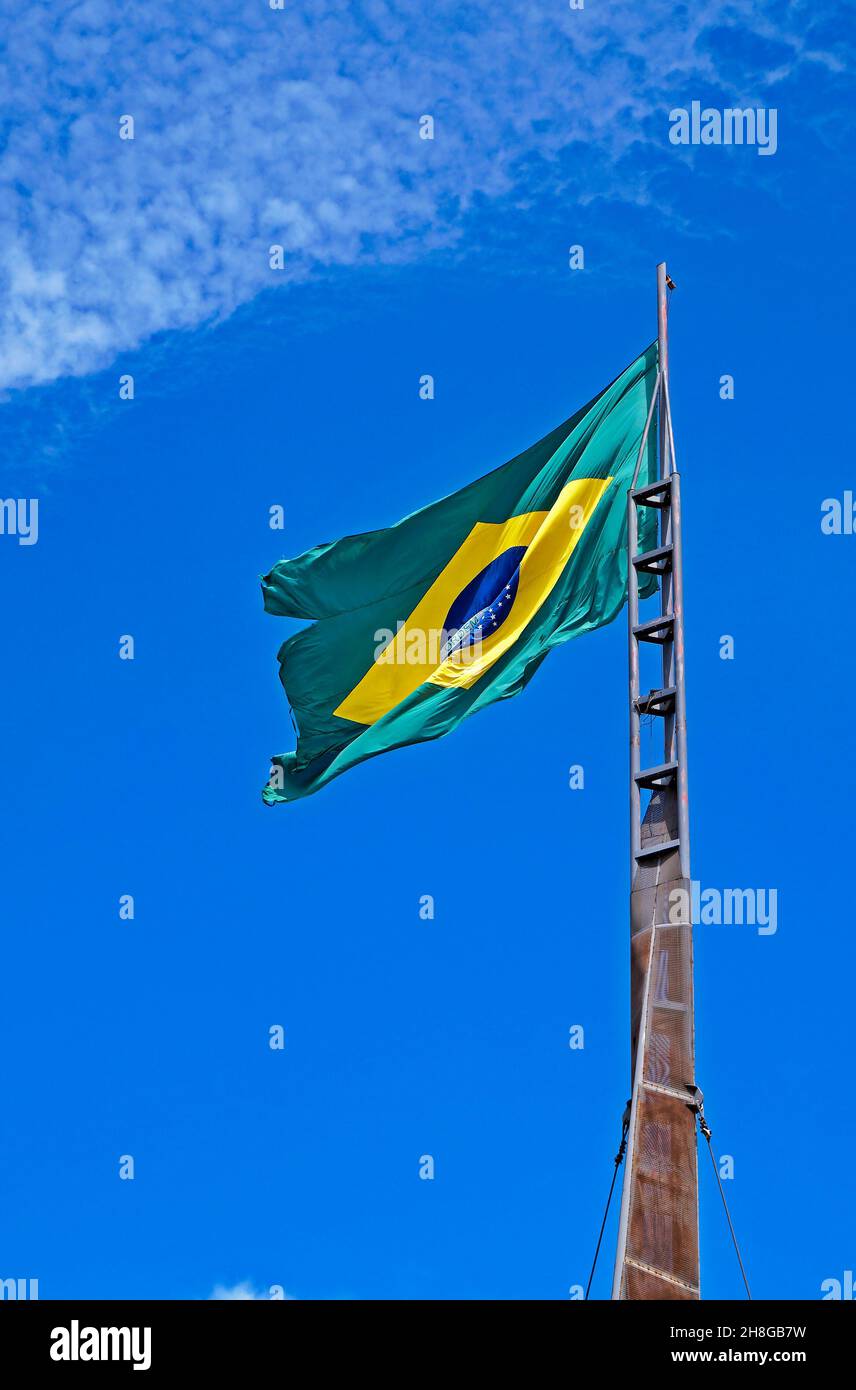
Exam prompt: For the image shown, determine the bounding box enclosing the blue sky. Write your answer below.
[1,1,854,1299]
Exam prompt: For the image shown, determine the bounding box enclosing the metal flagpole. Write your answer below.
[611,262,699,1300]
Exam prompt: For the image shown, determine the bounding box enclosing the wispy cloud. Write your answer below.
[0,0,847,391]
[210,1281,294,1300]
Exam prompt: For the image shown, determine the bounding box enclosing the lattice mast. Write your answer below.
[611,263,700,1300]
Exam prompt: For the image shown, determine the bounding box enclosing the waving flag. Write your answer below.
[262,344,658,802]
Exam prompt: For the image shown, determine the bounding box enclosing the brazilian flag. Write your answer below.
[262,344,658,803]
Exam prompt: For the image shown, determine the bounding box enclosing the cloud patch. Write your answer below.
[210,1281,293,1301]
[0,0,846,391]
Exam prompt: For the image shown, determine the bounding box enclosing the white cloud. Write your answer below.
[210,1281,294,1300]
[0,0,846,391]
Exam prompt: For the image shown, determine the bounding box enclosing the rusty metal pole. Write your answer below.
[612,263,699,1300]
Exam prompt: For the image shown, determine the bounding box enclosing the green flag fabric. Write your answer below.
[262,343,659,803]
